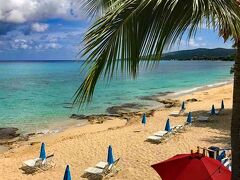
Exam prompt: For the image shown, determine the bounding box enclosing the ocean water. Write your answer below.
[0,60,233,132]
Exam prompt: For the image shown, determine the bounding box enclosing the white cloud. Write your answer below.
[178,38,207,49]
[10,38,62,50]
[0,26,85,51]
[5,9,25,23]
[12,39,29,49]
[0,0,83,24]
[44,43,62,49]
[12,39,62,50]
[188,38,207,48]
[20,43,29,49]
[14,39,27,43]
[31,23,49,32]
[189,38,200,47]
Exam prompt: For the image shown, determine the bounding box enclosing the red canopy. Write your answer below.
[151,153,231,180]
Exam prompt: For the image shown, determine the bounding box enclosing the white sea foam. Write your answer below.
[173,80,233,96]
[36,128,61,135]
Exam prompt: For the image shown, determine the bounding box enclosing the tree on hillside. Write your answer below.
[76,0,240,178]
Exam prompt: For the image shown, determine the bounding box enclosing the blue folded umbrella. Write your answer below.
[142,113,147,126]
[211,105,216,115]
[187,112,192,123]
[39,143,46,160]
[63,165,71,180]
[217,151,226,162]
[107,145,115,165]
[164,118,171,132]
[221,100,224,110]
[181,101,186,110]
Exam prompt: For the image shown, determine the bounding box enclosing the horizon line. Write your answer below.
[0,60,85,62]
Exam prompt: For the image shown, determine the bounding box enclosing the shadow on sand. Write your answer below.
[191,108,231,147]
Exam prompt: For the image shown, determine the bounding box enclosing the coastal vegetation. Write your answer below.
[161,48,236,61]
[76,0,240,178]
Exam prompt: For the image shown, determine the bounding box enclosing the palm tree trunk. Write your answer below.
[231,40,240,180]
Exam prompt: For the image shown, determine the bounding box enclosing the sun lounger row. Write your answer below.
[147,126,185,143]
[146,106,216,144]
[145,100,226,143]
[170,100,225,119]
[22,143,120,179]
[146,117,187,143]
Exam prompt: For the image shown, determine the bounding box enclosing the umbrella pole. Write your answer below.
[198,146,219,159]
[203,149,206,156]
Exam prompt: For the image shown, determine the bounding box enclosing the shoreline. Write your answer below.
[0,80,233,152]
[0,82,233,179]
[0,79,233,152]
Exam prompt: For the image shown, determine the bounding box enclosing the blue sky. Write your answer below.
[0,0,234,60]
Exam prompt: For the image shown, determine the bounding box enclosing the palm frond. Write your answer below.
[81,0,117,17]
[74,0,240,106]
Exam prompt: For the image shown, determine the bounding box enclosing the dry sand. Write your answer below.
[0,83,233,180]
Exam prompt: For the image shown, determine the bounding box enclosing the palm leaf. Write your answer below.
[74,0,240,106]
[81,0,119,17]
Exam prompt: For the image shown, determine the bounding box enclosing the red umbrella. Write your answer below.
[151,152,231,180]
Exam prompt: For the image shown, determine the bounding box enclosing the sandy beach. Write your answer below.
[0,83,233,179]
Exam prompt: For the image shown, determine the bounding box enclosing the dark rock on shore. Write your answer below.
[158,99,181,108]
[70,114,121,119]
[0,127,19,140]
[70,113,122,124]
[0,128,37,147]
[71,107,156,126]
[186,98,198,102]
[70,114,89,119]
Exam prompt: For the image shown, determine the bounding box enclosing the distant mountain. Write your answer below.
[160,48,236,61]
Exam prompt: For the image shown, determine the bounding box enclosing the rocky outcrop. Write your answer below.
[70,113,121,124]
[0,127,19,140]
[70,107,156,125]
[186,98,198,102]
[158,99,181,108]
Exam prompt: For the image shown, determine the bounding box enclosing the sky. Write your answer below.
[0,0,234,60]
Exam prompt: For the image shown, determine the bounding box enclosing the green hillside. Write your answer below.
[159,48,236,60]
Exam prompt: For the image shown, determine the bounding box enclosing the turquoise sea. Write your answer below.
[0,60,233,133]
